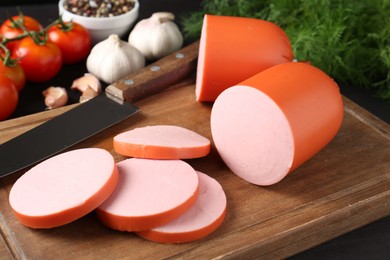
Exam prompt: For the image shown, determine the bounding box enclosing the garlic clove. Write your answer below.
[79,86,99,103]
[42,87,68,110]
[71,73,102,94]
[129,12,183,60]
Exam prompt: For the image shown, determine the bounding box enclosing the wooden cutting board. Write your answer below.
[0,78,389,259]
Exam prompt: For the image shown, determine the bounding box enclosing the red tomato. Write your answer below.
[0,58,26,92]
[0,75,18,121]
[47,21,91,64]
[12,36,62,82]
[0,15,43,51]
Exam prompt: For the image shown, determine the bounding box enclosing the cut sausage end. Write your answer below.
[211,86,294,186]
[113,125,211,159]
[97,158,199,231]
[9,148,118,228]
[136,171,227,243]
[195,15,208,102]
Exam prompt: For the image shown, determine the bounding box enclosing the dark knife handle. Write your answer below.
[105,40,200,102]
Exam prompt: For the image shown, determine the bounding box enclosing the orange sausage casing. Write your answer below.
[196,14,294,102]
[211,62,344,185]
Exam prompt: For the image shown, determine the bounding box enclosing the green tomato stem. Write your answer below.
[0,43,18,67]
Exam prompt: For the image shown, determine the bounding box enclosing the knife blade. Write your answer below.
[0,41,199,178]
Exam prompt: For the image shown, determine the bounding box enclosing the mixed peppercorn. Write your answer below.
[63,0,135,17]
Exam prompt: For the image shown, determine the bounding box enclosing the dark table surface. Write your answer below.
[1,1,389,259]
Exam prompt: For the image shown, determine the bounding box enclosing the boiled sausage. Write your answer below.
[211,62,344,185]
[196,14,294,102]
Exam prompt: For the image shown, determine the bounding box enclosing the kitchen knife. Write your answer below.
[0,41,199,178]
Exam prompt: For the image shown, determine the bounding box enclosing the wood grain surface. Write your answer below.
[0,78,389,259]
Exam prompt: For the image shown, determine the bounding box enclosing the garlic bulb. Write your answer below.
[42,87,68,109]
[87,34,145,84]
[129,12,183,60]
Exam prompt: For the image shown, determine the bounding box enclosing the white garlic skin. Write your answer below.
[87,34,145,84]
[129,12,183,60]
[42,87,68,109]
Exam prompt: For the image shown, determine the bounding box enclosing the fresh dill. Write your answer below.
[180,0,390,101]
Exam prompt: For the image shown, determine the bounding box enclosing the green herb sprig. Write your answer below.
[181,0,390,101]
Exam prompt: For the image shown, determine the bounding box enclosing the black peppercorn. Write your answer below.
[63,0,135,17]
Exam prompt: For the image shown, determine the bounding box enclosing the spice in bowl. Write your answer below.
[62,0,135,18]
[58,0,140,44]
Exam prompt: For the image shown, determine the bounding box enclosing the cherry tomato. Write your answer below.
[0,75,18,121]
[47,21,91,64]
[0,58,26,92]
[12,36,62,82]
[0,15,43,51]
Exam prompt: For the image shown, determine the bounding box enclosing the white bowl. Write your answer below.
[58,0,139,44]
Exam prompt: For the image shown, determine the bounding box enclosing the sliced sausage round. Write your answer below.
[113,125,210,159]
[9,148,118,228]
[96,158,199,231]
[136,171,227,243]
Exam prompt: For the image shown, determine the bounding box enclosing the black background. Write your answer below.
[0,0,389,258]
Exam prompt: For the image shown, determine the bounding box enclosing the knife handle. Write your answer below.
[105,40,200,102]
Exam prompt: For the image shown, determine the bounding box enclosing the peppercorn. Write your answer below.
[63,0,135,17]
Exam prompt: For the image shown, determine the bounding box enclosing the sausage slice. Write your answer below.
[136,171,227,243]
[9,148,118,228]
[96,158,199,231]
[113,125,210,159]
